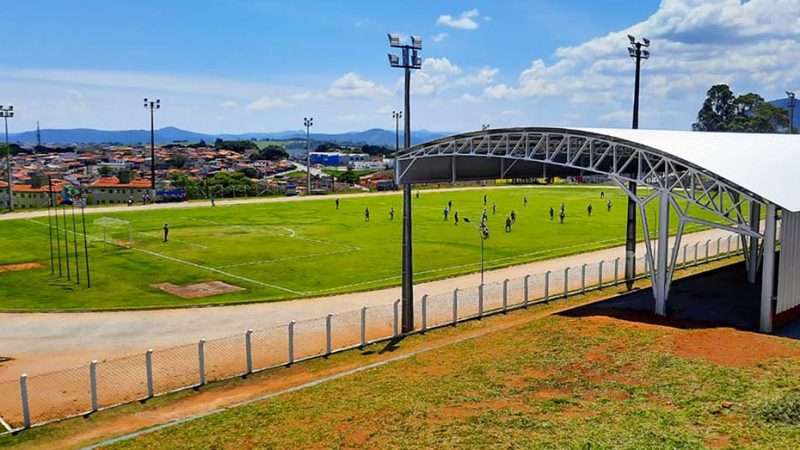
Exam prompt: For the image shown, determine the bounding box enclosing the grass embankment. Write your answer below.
[0,186,727,311]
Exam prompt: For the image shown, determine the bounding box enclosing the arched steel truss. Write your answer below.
[396,128,780,331]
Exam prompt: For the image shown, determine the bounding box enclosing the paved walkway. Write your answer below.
[0,226,735,381]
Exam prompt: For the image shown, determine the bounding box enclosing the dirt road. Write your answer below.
[0,226,735,381]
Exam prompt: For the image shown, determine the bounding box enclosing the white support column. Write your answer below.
[748,202,762,284]
[655,190,670,316]
[760,203,776,333]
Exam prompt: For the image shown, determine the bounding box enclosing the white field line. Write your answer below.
[25,218,304,295]
[133,247,303,295]
[216,249,355,269]
[137,231,209,249]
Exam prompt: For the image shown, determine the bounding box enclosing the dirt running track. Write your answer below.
[0,226,734,382]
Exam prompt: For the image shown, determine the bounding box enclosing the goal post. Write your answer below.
[93,217,134,249]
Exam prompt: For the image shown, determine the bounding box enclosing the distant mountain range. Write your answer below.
[8,126,449,147]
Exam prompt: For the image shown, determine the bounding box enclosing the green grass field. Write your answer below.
[0,186,718,311]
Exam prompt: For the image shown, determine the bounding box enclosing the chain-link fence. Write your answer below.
[0,233,744,433]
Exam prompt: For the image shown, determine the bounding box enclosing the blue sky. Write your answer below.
[1,0,798,134]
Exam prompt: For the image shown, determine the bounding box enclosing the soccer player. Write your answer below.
[559,210,565,224]
[448,200,452,210]
[601,191,605,199]
[210,194,216,207]
[482,208,488,223]
[416,191,419,200]
[550,207,555,221]
[560,202,565,213]
[524,197,528,206]
[483,194,487,206]
[365,207,370,222]
[163,223,169,242]
[587,203,593,216]
[389,207,394,220]
[127,195,133,207]
[510,210,517,223]
[492,202,497,215]
[505,216,512,233]
[335,198,339,210]
[443,206,449,221]
[607,199,613,212]
[454,211,459,225]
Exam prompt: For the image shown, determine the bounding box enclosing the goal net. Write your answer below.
[94,217,134,248]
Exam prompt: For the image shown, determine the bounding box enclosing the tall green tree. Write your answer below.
[692,84,787,133]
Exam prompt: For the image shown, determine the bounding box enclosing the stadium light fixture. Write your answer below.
[392,110,403,153]
[387,32,423,334]
[482,124,490,131]
[143,98,161,191]
[1,104,14,211]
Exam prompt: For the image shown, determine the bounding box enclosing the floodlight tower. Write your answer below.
[388,33,422,333]
[392,110,402,153]
[143,98,160,190]
[1,105,14,211]
[624,35,650,290]
[787,91,796,134]
[304,117,313,195]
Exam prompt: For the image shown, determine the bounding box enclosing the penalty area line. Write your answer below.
[133,248,303,295]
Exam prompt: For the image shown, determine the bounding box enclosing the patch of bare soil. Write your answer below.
[151,281,244,299]
[0,262,43,273]
[657,328,800,367]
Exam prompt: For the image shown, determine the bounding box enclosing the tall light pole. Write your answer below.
[463,217,490,285]
[143,98,160,191]
[304,117,313,195]
[388,33,422,333]
[624,35,650,290]
[392,110,402,153]
[1,105,14,211]
[787,91,796,134]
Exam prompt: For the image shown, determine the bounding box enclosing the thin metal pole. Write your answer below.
[71,205,80,284]
[400,62,414,334]
[62,205,71,281]
[452,289,458,325]
[325,313,333,356]
[197,339,206,386]
[306,123,311,195]
[47,178,54,274]
[150,106,156,190]
[20,374,30,429]
[81,203,91,288]
[145,349,154,399]
[89,360,98,413]
[4,115,12,211]
[480,233,485,285]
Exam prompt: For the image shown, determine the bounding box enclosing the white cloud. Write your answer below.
[436,9,481,30]
[456,94,482,103]
[246,96,293,110]
[455,66,499,86]
[221,100,238,108]
[328,72,393,98]
[432,32,449,43]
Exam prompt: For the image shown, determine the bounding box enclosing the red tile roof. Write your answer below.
[90,176,151,188]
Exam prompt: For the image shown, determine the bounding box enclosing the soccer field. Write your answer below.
[0,186,714,311]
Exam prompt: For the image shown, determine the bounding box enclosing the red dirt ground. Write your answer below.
[0,263,43,273]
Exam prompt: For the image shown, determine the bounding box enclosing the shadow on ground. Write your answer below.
[559,261,800,339]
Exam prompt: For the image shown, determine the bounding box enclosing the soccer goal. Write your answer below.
[94,217,134,249]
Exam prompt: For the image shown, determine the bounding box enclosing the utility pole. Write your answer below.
[36,121,41,147]
[143,98,160,191]
[787,91,796,134]
[304,117,313,195]
[624,35,650,290]
[388,33,422,333]
[1,105,14,211]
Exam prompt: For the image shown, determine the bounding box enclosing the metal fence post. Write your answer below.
[502,279,509,313]
[545,270,550,301]
[682,244,688,267]
[287,321,295,365]
[523,275,530,306]
[198,339,206,387]
[393,298,400,337]
[325,313,333,356]
[716,237,722,260]
[145,349,154,400]
[19,374,30,429]
[478,284,484,318]
[581,264,587,294]
[360,306,367,346]
[614,258,619,285]
[452,289,458,325]
[245,329,253,376]
[705,239,710,262]
[694,242,699,266]
[421,295,428,332]
[89,360,98,413]
[598,261,604,289]
[727,235,732,255]
[563,267,569,297]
